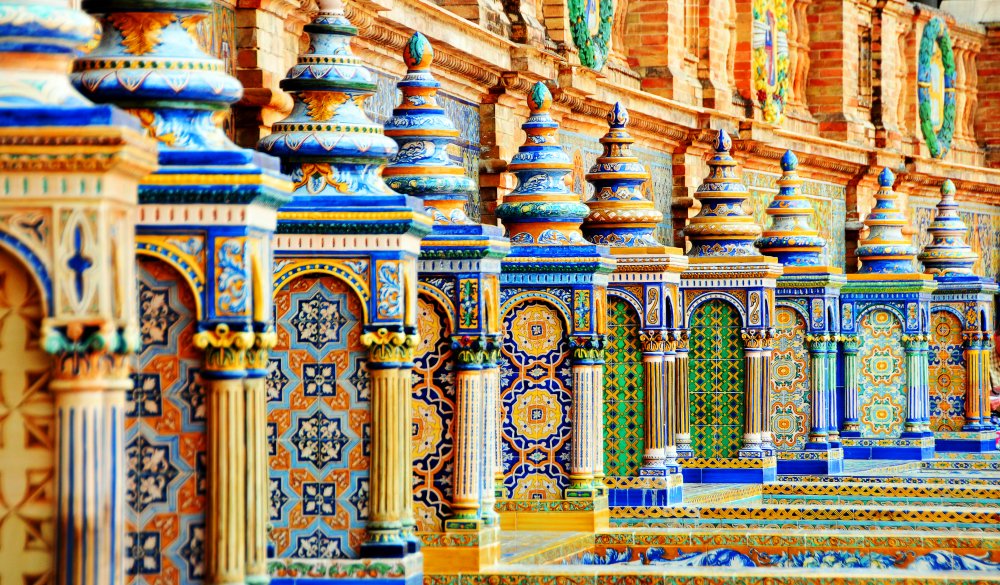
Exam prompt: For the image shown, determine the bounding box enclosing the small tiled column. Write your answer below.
[826,337,841,443]
[244,329,275,584]
[663,333,679,466]
[806,334,833,443]
[740,329,767,454]
[759,330,776,455]
[481,335,502,521]
[592,338,607,493]
[964,332,992,429]
[639,330,667,469]
[195,324,254,584]
[674,330,693,457]
[447,338,486,529]
[841,335,861,435]
[568,336,599,497]
[902,334,927,434]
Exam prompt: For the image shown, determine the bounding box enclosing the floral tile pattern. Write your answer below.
[499,301,573,499]
[604,298,644,477]
[412,295,456,531]
[857,309,906,439]
[268,275,369,559]
[128,258,206,584]
[928,308,967,432]
[770,307,810,450]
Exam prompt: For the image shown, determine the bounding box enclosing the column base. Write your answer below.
[604,474,683,507]
[360,539,409,559]
[269,553,423,585]
[776,446,845,475]
[495,496,610,531]
[841,436,936,460]
[421,526,500,574]
[934,430,998,453]
[677,456,777,483]
[444,515,483,532]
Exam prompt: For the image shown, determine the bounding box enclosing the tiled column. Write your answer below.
[902,334,925,434]
[840,335,861,435]
[806,334,832,443]
[639,330,667,469]
[663,333,679,466]
[46,324,133,585]
[740,329,766,455]
[481,335,502,522]
[568,337,598,497]
[195,324,254,584]
[964,331,989,430]
[759,330,776,455]
[447,339,486,529]
[826,337,841,443]
[244,329,275,584]
[674,330,693,457]
[592,345,607,494]
[360,327,418,557]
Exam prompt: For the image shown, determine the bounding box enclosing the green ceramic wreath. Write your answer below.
[568,0,613,71]
[917,16,956,159]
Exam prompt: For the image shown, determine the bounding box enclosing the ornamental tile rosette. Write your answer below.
[918,16,956,160]
[685,130,763,258]
[383,33,476,226]
[855,168,918,275]
[918,179,977,276]
[72,0,249,165]
[257,1,400,203]
[756,150,826,267]
[496,82,589,245]
[751,0,790,124]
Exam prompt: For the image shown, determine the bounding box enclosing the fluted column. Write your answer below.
[674,331,693,457]
[902,334,925,434]
[194,324,254,584]
[244,329,276,584]
[568,336,598,496]
[963,331,990,430]
[448,337,486,529]
[662,334,678,466]
[841,335,861,435]
[591,336,606,493]
[740,329,766,455]
[639,330,667,469]
[825,337,840,443]
[806,334,832,444]
[45,323,134,585]
[360,327,418,557]
[481,335,502,521]
[759,330,776,455]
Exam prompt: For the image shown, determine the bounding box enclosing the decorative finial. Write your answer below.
[608,102,629,129]
[528,82,552,114]
[73,0,250,165]
[918,179,977,276]
[757,150,826,267]
[855,167,917,274]
[495,83,588,245]
[685,129,762,258]
[258,2,399,202]
[404,32,433,70]
[384,33,476,225]
[582,102,662,248]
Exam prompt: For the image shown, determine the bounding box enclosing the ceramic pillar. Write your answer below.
[806,335,831,443]
[841,335,861,434]
[195,324,254,584]
[674,330,693,457]
[759,331,776,454]
[964,331,989,429]
[448,340,485,529]
[46,324,133,585]
[568,337,598,496]
[902,334,924,433]
[826,338,841,442]
[663,334,679,466]
[361,327,418,556]
[591,336,606,492]
[741,330,766,454]
[484,336,504,507]
[244,329,275,584]
[640,330,667,468]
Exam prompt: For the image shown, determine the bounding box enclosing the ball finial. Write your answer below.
[528,81,552,114]
[715,129,732,153]
[403,32,433,70]
[608,102,629,129]
[878,167,895,188]
[780,150,798,172]
[941,178,956,196]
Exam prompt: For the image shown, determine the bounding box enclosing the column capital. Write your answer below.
[963,330,991,348]
[673,329,689,351]
[452,335,490,368]
[246,328,278,374]
[741,328,771,349]
[840,334,861,351]
[639,330,669,353]
[805,332,838,350]
[361,327,419,367]
[901,333,931,348]
[570,335,605,364]
[194,323,255,374]
[43,320,137,385]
